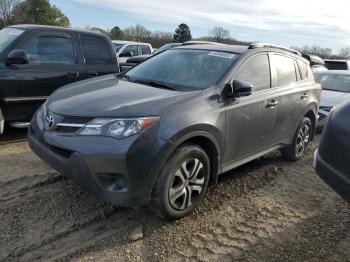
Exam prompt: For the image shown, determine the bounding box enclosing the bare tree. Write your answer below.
[123,24,152,41]
[338,48,350,59]
[0,0,19,25]
[209,26,230,42]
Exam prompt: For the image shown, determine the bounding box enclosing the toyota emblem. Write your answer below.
[45,115,55,130]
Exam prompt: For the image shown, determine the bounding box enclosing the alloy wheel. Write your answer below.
[296,124,310,157]
[168,158,205,210]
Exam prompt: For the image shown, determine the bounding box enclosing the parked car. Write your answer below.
[314,101,350,203]
[121,41,222,71]
[112,40,153,63]
[324,59,350,70]
[28,43,320,220]
[0,24,119,135]
[314,70,350,128]
[120,43,182,72]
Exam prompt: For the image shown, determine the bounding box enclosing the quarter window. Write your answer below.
[236,54,271,92]
[298,60,309,80]
[274,54,297,86]
[81,35,111,65]
[20,36,75,64]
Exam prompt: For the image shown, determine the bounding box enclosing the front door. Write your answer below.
[1,32,84,121]
[223,53,279,164]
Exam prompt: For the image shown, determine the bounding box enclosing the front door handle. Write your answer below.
[266,100,279,108]
[67,72,80,79]
[88,71,98,77]
[301,93,309,100]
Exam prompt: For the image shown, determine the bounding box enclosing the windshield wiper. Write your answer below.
[134,80,176,91]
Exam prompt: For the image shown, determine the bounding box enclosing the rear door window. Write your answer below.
[274,54,297,86]
[19,35,75,64]
[140,45,151,55]
[80,35,111,65]
[236,54,271,92]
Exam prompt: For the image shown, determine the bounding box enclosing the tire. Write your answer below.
[151,144,210,220]
[281,117,312,161]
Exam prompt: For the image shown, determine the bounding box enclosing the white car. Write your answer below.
[314,70,350,128]
[112,40,153,63]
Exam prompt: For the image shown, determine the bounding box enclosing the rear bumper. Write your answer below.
[314,150,350,203]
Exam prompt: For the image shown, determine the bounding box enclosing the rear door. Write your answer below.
[1,31,84,121]
[270,53,312,144]
[80,35,118,78]
[224,53,279,163]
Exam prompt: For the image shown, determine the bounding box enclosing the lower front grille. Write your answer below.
[42,141,73,158]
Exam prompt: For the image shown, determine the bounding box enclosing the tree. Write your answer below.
[173,23,191,43]
[110,26,124,40]
[210,26,230,42]
[0,0,19,25]
[338,48,350,59]
[90,27,109,36]
[13,0,70,27]
[123,24,151,41]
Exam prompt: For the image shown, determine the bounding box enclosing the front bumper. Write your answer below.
[28,112,169,207]
[313,149,350,203]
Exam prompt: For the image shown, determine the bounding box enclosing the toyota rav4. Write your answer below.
[28,43,321,220]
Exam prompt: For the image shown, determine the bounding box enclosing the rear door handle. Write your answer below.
[266,100,279,108]
[301,93,309,100]
[67,72,80,79]
[88,72,98,77]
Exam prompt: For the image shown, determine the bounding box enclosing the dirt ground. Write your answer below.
[0,131,349,262]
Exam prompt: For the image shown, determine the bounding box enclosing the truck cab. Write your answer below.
[0,25,119,135]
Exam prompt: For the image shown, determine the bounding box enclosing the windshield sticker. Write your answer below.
[208,51,235,59]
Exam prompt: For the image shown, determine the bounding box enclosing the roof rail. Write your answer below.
[248,42,302,56]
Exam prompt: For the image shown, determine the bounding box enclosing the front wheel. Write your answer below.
[281,117,312,161]
[151,144,210,220]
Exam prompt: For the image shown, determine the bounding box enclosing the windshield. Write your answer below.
[125,49,237,91]
[0,28,24,53]
[113,43,124,53]
[315,73,350,93]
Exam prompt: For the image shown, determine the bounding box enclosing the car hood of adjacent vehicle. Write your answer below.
[48,74,200,117]
[320,89,350,108]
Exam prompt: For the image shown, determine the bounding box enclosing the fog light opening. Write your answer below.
[97,173,128,192]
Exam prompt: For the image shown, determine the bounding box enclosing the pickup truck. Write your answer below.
[0,25,119,135]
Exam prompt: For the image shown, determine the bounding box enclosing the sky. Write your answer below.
[51,0,350,52]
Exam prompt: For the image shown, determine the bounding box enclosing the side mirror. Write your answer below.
[119,51,133,58]
[223,80,253,100]
[233,80,253,97]
[6,50,29,66]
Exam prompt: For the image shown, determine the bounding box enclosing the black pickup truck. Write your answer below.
[0,25,119,134]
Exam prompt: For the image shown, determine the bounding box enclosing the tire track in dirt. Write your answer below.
[1,139,349,262]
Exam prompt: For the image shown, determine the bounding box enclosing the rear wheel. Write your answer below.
[151,144,210,220]
[282,117,312,161]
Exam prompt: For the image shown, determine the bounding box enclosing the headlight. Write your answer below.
[79,117,159,139]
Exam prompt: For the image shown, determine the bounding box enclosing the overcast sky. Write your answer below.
[51,0,350,52]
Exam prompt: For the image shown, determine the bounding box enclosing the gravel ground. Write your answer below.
[0,135,349,262]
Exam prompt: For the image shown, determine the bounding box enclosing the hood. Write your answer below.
[48,74,200,117]
[320,89,350,107]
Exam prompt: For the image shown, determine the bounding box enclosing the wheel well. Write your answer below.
[305,110,316,140]
[181,136,220,185]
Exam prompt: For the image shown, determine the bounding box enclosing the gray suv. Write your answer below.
[28,43,321,220]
